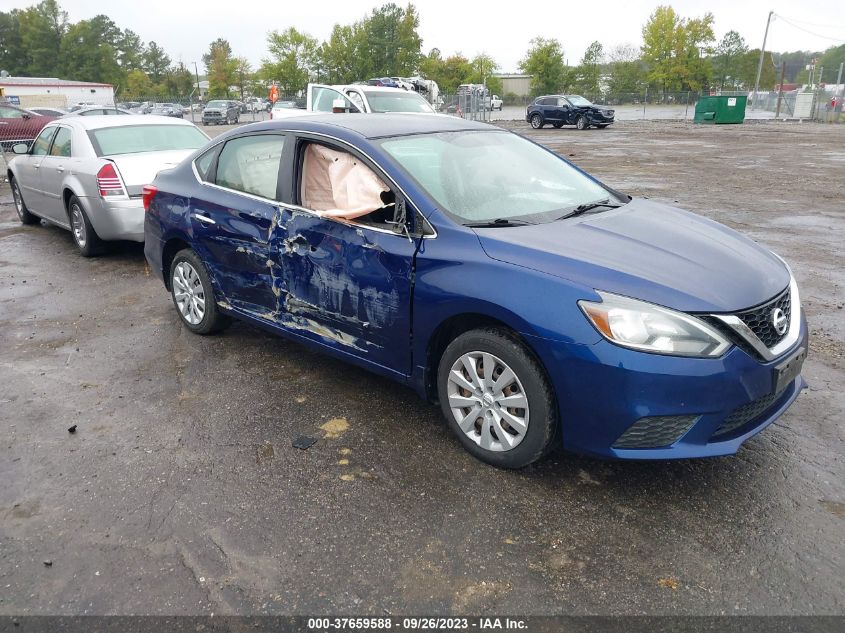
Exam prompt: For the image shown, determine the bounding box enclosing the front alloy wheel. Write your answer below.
[530,113,544,129]
[576,115,589,130]
[437,328,558,468]
[11,178,38,225]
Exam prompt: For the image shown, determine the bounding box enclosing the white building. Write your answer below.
[0,76,115,109]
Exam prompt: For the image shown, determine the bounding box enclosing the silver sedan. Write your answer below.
[7,115,210,256]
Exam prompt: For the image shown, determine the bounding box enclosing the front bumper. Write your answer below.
[525,314,809,459]
[83,196,145,242]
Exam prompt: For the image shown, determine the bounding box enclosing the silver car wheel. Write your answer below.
[447,351,529,452]
[12,182,24,219]
[70,203,87,248]
[172,261,206,325]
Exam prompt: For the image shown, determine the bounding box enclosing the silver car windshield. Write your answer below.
[88,125,209,156]
[363,91,434,113]
[379,130,614,224]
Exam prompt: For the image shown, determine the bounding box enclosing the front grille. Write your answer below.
[712,389,785,439]
[613,415,699,449]
[735,287,791,348]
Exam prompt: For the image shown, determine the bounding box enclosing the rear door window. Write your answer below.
[50,127,72,157]
[215,135,284,200]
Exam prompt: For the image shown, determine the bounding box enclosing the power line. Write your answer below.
[775,15,845,31]
[774,14,845,44]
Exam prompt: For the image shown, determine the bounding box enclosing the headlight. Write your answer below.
[579,292,730,358]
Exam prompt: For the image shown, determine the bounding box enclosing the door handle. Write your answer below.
[192,213,216,225]
[33,164,40,169]
[56,166,65,173]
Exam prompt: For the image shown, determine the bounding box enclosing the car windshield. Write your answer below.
[567,95,593,107]
[206,101,227,108]
[363,91,434,113]
[379,130,616,224]
[89,124,209,156]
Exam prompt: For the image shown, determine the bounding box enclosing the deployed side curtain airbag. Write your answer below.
[302,144,390,219]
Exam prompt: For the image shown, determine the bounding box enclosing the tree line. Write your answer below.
[1,1,843,101]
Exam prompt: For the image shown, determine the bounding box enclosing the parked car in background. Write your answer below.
[64,106,132,117]
[389,77,415,91]
[307,84,437,114]
[28,107,68,117]
[526,95,615,130]
[7,115,209,256]
[0,104,56,150]
[368,77,400,88]
[143,114,807,468]
[150,103,183,118]
[117,101,142,111]
[490,94,503,111]
[202,100,240,125]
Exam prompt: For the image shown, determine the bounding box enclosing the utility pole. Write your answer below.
[752,10,774,111]
[776,62,786,118]
[193,62,202,104]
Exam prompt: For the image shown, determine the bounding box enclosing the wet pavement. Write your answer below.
[0,120,843,616]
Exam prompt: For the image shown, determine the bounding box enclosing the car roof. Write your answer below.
[257,113,492,139]
[47,114,197,130]
[357,86,418,93]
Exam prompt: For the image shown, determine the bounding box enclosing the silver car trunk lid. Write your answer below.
[106,149,195,196]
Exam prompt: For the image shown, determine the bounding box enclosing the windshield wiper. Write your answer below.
[559,199,623,220]
[463,218,535,228]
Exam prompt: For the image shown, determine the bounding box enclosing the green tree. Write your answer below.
[738,49,777,90]
[641,5,683,95]
[318,23,362,84]
[363,3,422,77]
[18,0,67,76]
[418,51,473,93]
[817,44,845,84]
[0,10,25,75]
[520,37,567,96]
[574,40,604,97]
[606,44,645,95]
[117,29,145,74]
[203,38,237,97]
[260,27,318,94]
[144,41,171,84]
[59,15,124,85]
[713,30,748,90]
[124,68,154,98]
[161,63,194,98]
[680,14,715,90]
[232,57,252,99]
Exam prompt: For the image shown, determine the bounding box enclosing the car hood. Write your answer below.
[107,149,196,195]
[474,198,789,313]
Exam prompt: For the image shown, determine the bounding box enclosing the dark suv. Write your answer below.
[201,100,240,126]
[526,95,614,130]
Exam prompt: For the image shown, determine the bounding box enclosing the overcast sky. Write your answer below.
[5,0,845,73]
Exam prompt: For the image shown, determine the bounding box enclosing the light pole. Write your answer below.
[752,10,774,110]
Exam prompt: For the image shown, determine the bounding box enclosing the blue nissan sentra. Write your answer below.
[143,114,807,468]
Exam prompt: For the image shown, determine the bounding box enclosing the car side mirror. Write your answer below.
[12,143,29,154]
[22,113,31,120]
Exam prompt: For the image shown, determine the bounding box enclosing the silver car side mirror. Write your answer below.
[12,143,29,154]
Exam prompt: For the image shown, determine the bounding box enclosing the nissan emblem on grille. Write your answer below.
[772,308,788,335]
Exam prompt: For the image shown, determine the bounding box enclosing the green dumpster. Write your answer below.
[693,95,747,124]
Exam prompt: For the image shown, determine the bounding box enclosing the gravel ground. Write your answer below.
[0,119,843,616]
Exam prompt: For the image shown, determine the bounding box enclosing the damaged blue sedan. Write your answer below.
[144,115,807,468]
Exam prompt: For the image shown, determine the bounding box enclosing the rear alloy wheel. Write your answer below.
[170,249,230,335]
[11,177,38,225]
[68,195,102,257]
[576,115,589,130]
[530,113,544,129]
[437,328,557,468]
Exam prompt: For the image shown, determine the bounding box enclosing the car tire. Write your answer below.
[576,115,589,130]
[67,195,103,257]
[530,113,544,129]
[552,122,563,128]
[437,327,558,469]
[169,249,231,335]
[10,176,39,225]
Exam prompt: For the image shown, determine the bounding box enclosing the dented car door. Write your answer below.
[268,207,417,375]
